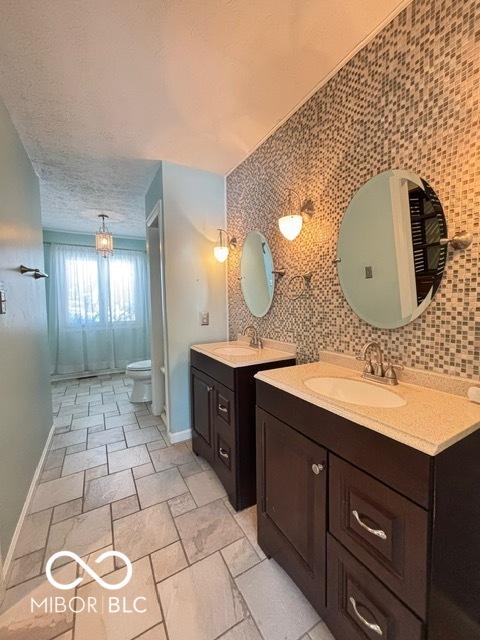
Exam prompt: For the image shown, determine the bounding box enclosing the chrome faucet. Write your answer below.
[243,325,263,349]
[358,341,399,385]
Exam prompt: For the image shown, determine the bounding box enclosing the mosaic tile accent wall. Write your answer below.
[226,0,479,379]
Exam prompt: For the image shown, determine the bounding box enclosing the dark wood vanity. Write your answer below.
[256,379,480,640]
[190,348,295,510]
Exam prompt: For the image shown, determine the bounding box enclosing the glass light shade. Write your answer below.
[96,231,114,257]
[213,245,229,263]
[278,214,303,240]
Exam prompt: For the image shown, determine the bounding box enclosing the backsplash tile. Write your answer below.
[227,0,479,379]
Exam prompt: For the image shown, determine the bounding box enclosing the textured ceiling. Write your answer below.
[0,0,409,236]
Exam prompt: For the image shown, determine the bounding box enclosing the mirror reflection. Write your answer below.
[337,169,448,329]
[240,231,275,317]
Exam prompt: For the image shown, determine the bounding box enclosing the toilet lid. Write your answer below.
[127,360,151,371]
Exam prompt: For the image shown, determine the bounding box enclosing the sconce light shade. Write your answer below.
[213,228,236,263]
[95,214,114,258]
[213,245,230,263]
[278,214,303,241]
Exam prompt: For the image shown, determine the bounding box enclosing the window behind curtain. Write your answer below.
[64,250,139,326]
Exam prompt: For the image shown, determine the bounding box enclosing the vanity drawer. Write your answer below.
[327,535,423,640]
[214,383,234,427]
[329,455,428,618]
[213,418,236,498]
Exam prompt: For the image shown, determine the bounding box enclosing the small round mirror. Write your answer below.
[337,169,448,329]
[240,231,275,317]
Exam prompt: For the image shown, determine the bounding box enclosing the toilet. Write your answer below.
[126,360,152,403]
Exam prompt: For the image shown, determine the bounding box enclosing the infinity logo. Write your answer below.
[45,550,133,591]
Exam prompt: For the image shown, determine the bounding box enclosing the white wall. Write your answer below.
[162,162,227,434]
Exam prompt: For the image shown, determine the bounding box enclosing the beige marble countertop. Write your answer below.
[191,337,296,369]
[255,361,480,456]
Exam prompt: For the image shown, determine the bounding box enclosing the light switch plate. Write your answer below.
[0,284,6,314]
[200,311,209,326]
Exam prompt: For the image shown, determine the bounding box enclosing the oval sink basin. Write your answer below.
[303,377,406,408]
[214,346,257,356]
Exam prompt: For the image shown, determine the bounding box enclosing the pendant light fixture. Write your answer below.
[213,228,237,263]
[95,214,114,258]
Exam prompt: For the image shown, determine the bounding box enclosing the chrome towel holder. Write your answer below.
[19,265,48,279]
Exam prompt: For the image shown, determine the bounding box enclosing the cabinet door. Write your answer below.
[257,408,327,612]
[191,367,215,462]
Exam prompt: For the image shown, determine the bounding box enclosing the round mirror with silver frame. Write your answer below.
[240,231,275,317]
[337,169,448,329]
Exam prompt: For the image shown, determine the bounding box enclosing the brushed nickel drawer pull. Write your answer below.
[352,510,387,540]
[219,447,230,460]
[311,463,324,475]
[218,404,228,414]
[349,596,383,636]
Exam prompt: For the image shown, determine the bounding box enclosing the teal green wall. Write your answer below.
[0,100,53,560]
[43,230,146,252]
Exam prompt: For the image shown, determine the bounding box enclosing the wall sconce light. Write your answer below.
[213,228,237,263]
[95,214,114,258]
[278,189,314,240]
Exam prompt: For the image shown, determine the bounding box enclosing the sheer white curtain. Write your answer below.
[47,244,150,375]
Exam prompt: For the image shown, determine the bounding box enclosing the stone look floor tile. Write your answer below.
[51,429,87,451]
[149,443,195,472]
[78,545,115,586]
[85,464,108,481]
[0,563,76,640]
[105,412,137,428]
[71,414,104,430]
[219,618,263,640]
[52,498,83,523]
[133,462,155,479]
[111,494,140,520]
[136,467,188,509]
[235,559,320,640]
[65,442,87,455]
[107,440,126,452]
[185,468,227,506]
[84,468,135,511]
[308,621,336,640]
[158,552,247,640]
[178,460,203,478]
[232,506,266,560]
[88,426,124,448]
[40,466,62,483]
[108,444,150,473]
[75,556,162,640]
[137,414,162,428]
[221,537,261,577]
[125,426,164,447]
[167,493,197,517]
[147,439,166,452]
[62,445,107,476]
[45,505,112,563]
[136,624,167,640]
[114,502,178,562]
[44,448,65,470]
[7,548,44,588]
[30,472,84,513]
[151,541,188,583]
[175,500,243,563]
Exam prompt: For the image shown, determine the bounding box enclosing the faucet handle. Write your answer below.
[384,360,403,382]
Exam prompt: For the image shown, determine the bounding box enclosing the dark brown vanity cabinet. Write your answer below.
[191,349,295,510]
[256,380,480,640]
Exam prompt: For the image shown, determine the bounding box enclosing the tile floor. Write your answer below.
[0,373,335,640]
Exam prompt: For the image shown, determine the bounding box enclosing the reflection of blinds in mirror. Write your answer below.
[409,183,447,304]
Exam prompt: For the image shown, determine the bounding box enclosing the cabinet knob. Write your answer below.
[219,447,230,460]
[311,463,324,475]
[207,386,213,392]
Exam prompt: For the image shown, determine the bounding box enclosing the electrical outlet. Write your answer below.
[200,311,209,326]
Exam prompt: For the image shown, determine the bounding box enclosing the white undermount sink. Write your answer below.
[214,345,257,356]
[303,376,406,408]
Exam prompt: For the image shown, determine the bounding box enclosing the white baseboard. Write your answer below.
[167,428,192,445]
[1,423,55,584]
